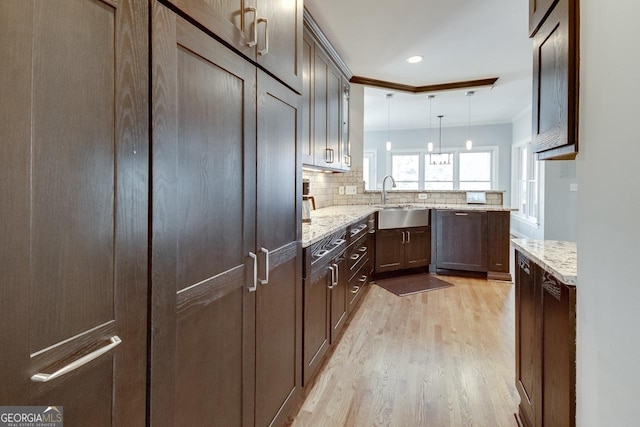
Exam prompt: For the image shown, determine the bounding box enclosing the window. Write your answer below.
[391,153,419,189]
[512,142,539,222]
[389,148,497,191]
[363,150,377,190]
[459,152,492,190]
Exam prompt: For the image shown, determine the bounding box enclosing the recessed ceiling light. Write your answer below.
[406,55,423,64]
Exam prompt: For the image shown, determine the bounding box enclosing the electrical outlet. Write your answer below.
[570,183,578,192]
[338,186,345,195]
[346,185,357,195]
[418,193,428,200]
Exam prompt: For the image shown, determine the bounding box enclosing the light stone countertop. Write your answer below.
[511,239,577,286]
[302,204,517,248]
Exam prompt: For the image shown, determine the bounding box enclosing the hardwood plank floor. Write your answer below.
[289,275,519,427]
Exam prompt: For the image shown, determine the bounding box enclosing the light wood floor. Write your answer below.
[289,275,519,427]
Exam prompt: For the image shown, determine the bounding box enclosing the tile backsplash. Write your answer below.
[304,167,503,207]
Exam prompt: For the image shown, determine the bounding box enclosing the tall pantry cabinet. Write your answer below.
[150,1,302,427]
[0,0,302,425]
[0,0,149,425]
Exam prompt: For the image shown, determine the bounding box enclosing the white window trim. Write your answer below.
[511,139,540,225]
[387,146,499,191]
[363,150,377,191]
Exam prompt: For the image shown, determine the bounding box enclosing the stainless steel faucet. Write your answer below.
[381,175,396,205]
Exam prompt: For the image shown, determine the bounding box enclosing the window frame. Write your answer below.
[363,150,377,191]
[387,146,499,191]
[511,139,540,224]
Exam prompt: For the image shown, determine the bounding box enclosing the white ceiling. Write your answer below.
[304,0,533,131]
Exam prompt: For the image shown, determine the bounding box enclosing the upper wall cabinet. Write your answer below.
[164,0,302,92]
[531,0,579,160]
[302,9,352,172]
[529,0,559,36]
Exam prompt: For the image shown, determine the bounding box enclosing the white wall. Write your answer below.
[364,123,513,201]
[577,0,640,425]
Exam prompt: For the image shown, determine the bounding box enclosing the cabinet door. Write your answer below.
[404,227,431,269]
[341,80,352,169]
[515,252,541,427]
[330,255,348,343]
[532,0,578,160]
[313,49,329,166]
[326,65,341,168]
[0,0,148,424]
[165,0,255,59]
[150,5,256,426]
[529,0,559,36]
[256,70,302,427]
[256,0,303,92]
[375,229,404,273]
[541,272,576,427]
[488,211,511,274]
[436,211,488,272]
[300,33,314,164]
[303,271,331,385]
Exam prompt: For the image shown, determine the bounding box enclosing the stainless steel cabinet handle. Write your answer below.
[358,275,367,282]
[259,247,270,285]
[333,263,339,285]
[248,251,258,292]
[358,246,367,252]
[350,254,360,261]
[328,265,336,289]
[406,231,411,243]
[245,6,258,47]
[368,229,376,234]
[258,17,269,55]
[455,212,468,216]
[350,286,360,294]
[401,231,405,244]
[31,336,122,382]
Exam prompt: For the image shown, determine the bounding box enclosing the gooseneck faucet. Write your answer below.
[382,175,396,205]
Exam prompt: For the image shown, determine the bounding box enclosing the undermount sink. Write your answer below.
[378,207,430,229]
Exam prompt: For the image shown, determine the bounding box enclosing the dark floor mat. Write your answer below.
[374,273,454,296]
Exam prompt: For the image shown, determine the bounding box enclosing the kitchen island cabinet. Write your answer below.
[434,210,511,279]
[512,240,577,427]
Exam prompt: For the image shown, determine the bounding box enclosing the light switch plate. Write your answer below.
[570,183,578,192]
[338,186,345,195]
[346,185,357,195]
[418,193,428,200]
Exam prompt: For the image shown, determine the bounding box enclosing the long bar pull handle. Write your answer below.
[258,17,269,55]
[259,247,270,285]
[401,231,405,244]
[245,6,258,47]
[455,212,469,216]
[31,336,122,383]
[406,231,411,243]
[248,252,258,292]
[333,263,339,286]
[328,265,336,289]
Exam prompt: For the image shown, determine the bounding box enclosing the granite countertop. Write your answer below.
[302,205,378,247]
[511,239,577,286]
[302,204,517,247]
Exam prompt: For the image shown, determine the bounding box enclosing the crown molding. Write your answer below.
[303,8,353,80]
[349,76,499,94]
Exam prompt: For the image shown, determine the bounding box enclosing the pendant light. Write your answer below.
[385,93,393,151]
[427,95,434,152]
[429,115,451,165]
[465,91,474,150]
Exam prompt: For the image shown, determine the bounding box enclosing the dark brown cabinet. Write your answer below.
[303,265,332,385]
[434,210,511,279]
[150,3,301,426]
[165,0,303,92]
[375,227,431,273]
[329,254,348,343]
[531,0,579,160]
[515,250,576,427]
[515,252,541,427]
[302,12,351,171]
[436,211,488,272]
[529,0,559,36]
[0,0,149,424]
